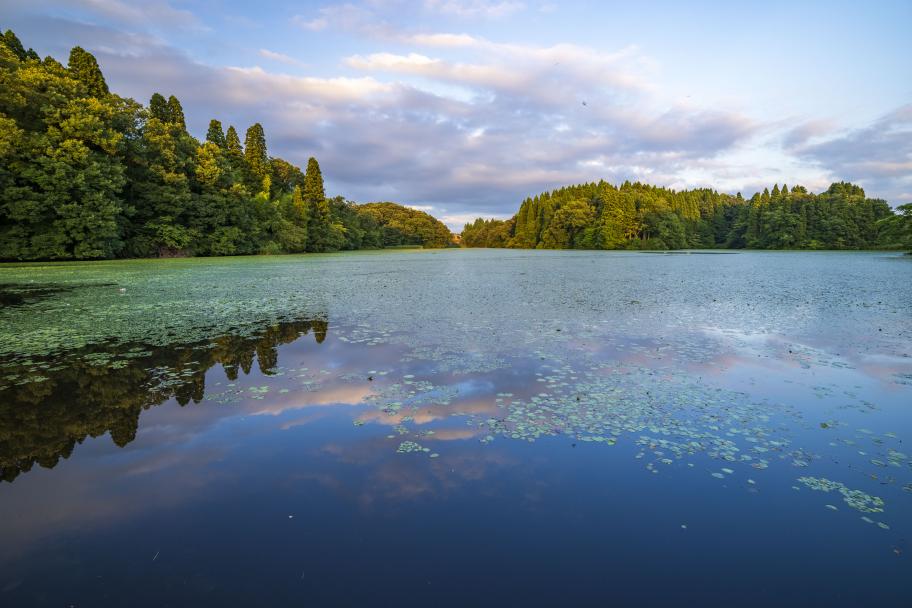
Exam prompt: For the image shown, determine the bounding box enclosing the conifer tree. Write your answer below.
[301,157,339,252]
[206,119,226,148]
[167,95,186,130]
[226,125,243,156]
[244,123,269,182]
[303,157,325,203]
[42,56,64,70]
[149,93,169,122]
[68,46,109,97]
[2,30,27,60]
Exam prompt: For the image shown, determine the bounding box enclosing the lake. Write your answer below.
[1,249,910,606]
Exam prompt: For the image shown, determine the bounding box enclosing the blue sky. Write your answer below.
[3,0,910,228]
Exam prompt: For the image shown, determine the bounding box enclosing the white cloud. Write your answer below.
[12,2,905,225]
[423,0,526,19]
[788,104,912,203]
[70,0,200,28]
[291,15,329,31]
[257,48,305,67]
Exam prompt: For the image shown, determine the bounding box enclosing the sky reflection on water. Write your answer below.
[0,250,910,606]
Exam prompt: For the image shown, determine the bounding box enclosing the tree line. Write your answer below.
[0,29,453,261]
[461,180,912,251]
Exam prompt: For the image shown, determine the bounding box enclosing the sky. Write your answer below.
[2,0,910,229]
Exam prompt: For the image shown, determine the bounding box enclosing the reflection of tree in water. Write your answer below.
[0,316,329,483]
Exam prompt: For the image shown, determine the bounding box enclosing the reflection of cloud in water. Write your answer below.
[355,393,499,426]
[317,438,517,508]
[250,384,376,417]
[0,444,228,563]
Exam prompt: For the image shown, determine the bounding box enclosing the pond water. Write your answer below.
[1,249,910,606]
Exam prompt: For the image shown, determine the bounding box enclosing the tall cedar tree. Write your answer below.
[226,125,243,157]
[244,123,269,183]
[3,30,27,60]
[303,157,334,252]
[149,93,169,122]
[206,119,226,148]
[167,95,186,130]
[68,46,109,97]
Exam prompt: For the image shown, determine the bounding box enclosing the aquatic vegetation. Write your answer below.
[797,477,885,513]
[0,250,909,551]
[396,441,430,454]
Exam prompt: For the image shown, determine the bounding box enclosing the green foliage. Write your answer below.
[357,202,453,249]
[206,119,226,148]
[244,122,269,186]
[167,95,186,130]
[0,28,903,261]
[226,125,243,156]
[2,29,37,61]
[0,28,452,261]
[301,157,342,252]
[463,180,901,251]
[149,93,169,122]
[877,203,912,251]
[461,218,513,247]
[67,46,108,97]
[0,43,129,259]
[303,157,326,202]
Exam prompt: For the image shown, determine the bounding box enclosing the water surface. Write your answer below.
[1,250,910,606]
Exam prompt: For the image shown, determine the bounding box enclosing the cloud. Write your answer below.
[6,5,815,224]
[1,0,203,29]
[406,32,478,47]
[291,14,329,31]
[72,0,199,27]
[291,4,394,38]
[422,0,526,19]
[149,39,752,216]
[787,105,912,203]
[257,48,306,67]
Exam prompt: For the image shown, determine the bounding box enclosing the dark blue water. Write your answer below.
[1,250,910,606]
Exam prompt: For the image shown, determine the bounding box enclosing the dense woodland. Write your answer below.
[0,29,452,261]
[462,181,912,251]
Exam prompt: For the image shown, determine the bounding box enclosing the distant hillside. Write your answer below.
[461,180,912,251]
[357,203,454,249]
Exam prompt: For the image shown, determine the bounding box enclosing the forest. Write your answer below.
[0,29,452,261]
[3,28,909,260]
[462,181,912,251]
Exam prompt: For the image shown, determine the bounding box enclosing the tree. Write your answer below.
[357,202,452,249]
[275,185,309,252]
[540,199,594,248]
[303,157,325,202]
[0,35,136,260]
[2,29,26,60]
[244,123,269,185]
[68,46,109,97]
[877,204,912,251]
[149,93,169,122]
[206,119,226,148]
[167,95,186,130]
[301,157,337,251]
[226,125,243,156]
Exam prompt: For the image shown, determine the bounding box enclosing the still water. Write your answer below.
[1,249,910,606]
